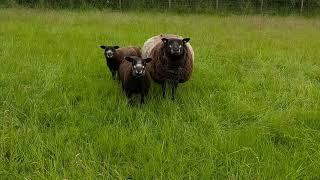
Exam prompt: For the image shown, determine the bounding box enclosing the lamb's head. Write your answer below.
[100,45,120,58]
[161,37,190,58]
[125,56,152,77]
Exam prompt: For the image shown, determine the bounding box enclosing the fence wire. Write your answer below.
[3,0,320,14]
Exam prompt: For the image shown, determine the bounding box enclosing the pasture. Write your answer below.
[1,8,320,179]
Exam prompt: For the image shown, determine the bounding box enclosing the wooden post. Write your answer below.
[260,0,263,14]
[119,0,122,10]
[216,0,219,9]
[300,0,304,13]
[169,0,172,9]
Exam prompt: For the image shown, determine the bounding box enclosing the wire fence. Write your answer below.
[3,0,320,14]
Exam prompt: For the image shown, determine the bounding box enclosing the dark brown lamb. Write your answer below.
[100,45,141,79]
[142,34,194,100]
[118,56,152,104]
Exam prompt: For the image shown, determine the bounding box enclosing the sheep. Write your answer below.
[100,45,141,80]
[118,56,152,104]
[142,34,194,100]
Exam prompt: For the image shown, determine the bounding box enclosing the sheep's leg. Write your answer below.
[140,94,145,104]
[126,92,133,105]
[171,81,175,100]
[111,71,116,80]
[162,81,166,97]
[171,80,178,100]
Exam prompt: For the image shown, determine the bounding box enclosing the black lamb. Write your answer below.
[118,56,152,104]
[100,45,141,79]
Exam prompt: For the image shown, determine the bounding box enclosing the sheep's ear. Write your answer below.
[144,58,152,63]
[100,45,106,49]
[125,56,134,62]
[182,38,190,44]
[114,46,120,49]
[161,38,168,44]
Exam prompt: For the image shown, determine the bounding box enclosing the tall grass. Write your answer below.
[1,8,320,179]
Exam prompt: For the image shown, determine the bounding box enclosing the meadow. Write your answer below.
[1,8,320,179]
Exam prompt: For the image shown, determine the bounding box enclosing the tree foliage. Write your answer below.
[2,0,320,14]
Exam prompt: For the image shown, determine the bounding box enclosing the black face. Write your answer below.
[100,45,120,58]
[125,56,152,77]
[162,38,190,57]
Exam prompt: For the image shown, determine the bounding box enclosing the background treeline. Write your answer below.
[2,0,320,14]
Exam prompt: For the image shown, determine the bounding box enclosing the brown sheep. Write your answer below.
[118,56,152,104]
[100,45,141,79]
[142,34,194,100]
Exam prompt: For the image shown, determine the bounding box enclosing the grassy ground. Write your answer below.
[1,8,320,179]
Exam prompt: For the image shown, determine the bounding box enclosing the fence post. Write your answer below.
[119,0,122,10]
[260,0,263,14]
[216,0,219,9]
[169,0,171,9]
[300,0,304,13]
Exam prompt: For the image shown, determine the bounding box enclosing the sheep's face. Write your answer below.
[162,38,190,58]
[100,45,120,58]
[125,56,152,77]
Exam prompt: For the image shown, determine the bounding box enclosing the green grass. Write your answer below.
[1,8,320,179]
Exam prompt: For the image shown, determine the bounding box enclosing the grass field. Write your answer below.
[1,8,320,179]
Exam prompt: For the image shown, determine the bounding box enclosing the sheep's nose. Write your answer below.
[171,49,181,55]
[136,69,143,75]
[106,52,113,57]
